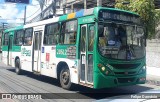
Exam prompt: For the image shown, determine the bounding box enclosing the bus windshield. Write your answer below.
[98,23,145,60]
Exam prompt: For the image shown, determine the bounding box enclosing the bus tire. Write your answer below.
[60,67,72,90]
[15,59,22,75]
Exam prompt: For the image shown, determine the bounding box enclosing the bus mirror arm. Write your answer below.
[144,37,147,47]
[94,18,98,22]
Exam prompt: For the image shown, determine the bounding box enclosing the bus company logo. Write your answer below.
[2,94,11,99]
[21,48,31,56]
[124,71,128,75]
[57,49,67,55]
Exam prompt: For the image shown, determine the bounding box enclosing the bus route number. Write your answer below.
[57,49,67,55]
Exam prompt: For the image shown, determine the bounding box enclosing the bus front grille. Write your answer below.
[114,71,136,75]
[110,63,140,69]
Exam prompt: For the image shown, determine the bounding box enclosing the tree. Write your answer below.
[155,9,160,26]
[115,0,157,39]
[115,0,130,10]
[154,9,160,38]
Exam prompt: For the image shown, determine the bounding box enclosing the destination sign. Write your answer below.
[99,10,141,24]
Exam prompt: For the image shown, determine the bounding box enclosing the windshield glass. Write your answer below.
[98,23,145,60]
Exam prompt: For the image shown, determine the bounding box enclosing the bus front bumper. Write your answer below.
[93,72,146,89]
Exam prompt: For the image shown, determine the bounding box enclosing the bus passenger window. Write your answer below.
[69,32,77,44]
[14,30,24,46]
[24,28,33,46]
[27,37,32,45]
[60,20,77,44]
[43,36,47,44]
[88,25,94,51]
[44,23,59,45]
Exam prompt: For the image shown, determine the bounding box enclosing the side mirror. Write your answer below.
[98,24,104,36]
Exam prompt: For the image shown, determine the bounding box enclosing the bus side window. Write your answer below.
[60,20,77,44]
[88,25,94,51]
[44,23,59,45]
[59,22,65,44]
[24,28,33,46]
[43,36,47,44]
[14,30,24,46]
[69,31,77,44]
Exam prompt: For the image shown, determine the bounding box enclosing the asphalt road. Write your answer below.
[0,61,159,102]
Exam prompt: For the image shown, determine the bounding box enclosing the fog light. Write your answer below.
[139,77,146,82]
[106,71,109,75]
[101,67,105,71]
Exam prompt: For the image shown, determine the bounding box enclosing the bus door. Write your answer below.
[8,35,13,65]
[80,24,94,84]
[33,31,42,73]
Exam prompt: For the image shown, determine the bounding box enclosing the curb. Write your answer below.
[146,66,160,86]
[146,79,160,86]
[146,75,160,86]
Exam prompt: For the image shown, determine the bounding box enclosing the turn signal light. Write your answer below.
[98,63,103,67]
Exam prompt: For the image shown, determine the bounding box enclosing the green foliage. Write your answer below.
[115,0,131,10]
[115,0,158,39]
[155,9,160,25]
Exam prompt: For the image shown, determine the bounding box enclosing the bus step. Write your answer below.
[33,71,41,75]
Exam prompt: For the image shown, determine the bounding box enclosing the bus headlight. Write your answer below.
[138,66,146,74]
[98,63,113,75]
[97,63,106,72]
[101,67,105,71]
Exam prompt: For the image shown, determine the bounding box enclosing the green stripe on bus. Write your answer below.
[4,25,24,32]
[59,15,67,22]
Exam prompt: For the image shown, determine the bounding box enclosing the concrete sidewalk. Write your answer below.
[146,66,160,86]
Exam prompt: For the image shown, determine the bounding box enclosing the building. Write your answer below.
[155,0,160,9]
[27,0,115,23]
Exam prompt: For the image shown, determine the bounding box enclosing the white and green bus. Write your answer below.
[1,7,146,89]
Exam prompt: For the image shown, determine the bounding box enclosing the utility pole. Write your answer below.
[52,0,56,16]
[84,0,87,9]
[24,6,26,25]
[1,22,8,43]
[2,23,8,30]
[38,0,45,19]
[2,23,4,30]
[97,0,102,7]
[71,4,74,12]
[63,5,66,14]
[63,0,66,14]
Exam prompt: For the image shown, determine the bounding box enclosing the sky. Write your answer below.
[0,0,41,25]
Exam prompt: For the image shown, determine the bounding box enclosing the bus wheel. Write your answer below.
[15,59,21,75]
[60,67,72,90]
